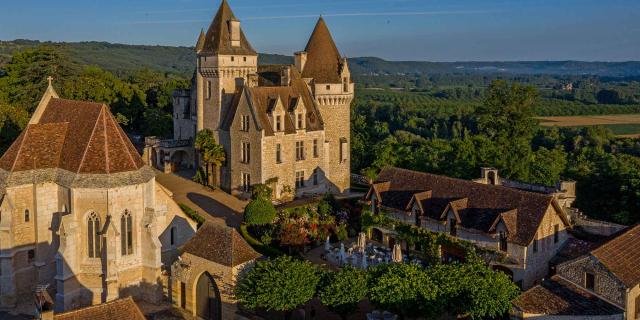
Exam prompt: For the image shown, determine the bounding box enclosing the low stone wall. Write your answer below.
[567,209,627,237]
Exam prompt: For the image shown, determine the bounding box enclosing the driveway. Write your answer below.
[155,171,247,228]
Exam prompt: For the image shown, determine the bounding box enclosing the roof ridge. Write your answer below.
[77,106,106,174]
[106,107,139,170]
[101,106,111,174]
[9,127,30,172]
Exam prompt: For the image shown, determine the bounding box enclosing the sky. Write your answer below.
[1,0,639,62]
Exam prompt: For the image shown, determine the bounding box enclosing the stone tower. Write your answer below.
[195,0,257,141]
[296,17,354,193]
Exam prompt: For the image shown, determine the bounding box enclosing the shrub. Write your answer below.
[318,266,369,317]
[178,203,205,227]
[244,198,276,226]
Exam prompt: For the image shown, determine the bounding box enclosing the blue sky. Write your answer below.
[1,0,639,61]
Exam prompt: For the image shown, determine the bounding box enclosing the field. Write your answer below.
[538,114,640,137]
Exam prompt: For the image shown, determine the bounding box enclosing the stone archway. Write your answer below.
[195,272,221,320]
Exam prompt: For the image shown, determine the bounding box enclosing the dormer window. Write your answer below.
[297,113,304,130]
[499,232,508,252]
[449,218,457,236]
[275,115,282,132]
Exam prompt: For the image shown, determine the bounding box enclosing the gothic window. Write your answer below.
[242,173,251,193]
[499,232,508,252]
[24,209,30,222]
[554,224,559,243]
[121,210,133,256]
[241,142,251,163]
[296,141,305,161]
[276,144,282,163]
[87,212,101,258]
[340,138,348,163]
[313,139,319,158]
[296,171,305,188]
[206,80,212,100]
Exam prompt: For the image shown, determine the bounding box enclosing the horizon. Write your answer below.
[0,0,639,62]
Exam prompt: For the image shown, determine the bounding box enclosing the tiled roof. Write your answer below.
[201,0,257,56]
[512,275,623,316]
[591,224,640,288]
[302,17,344,83]
[0,98,144,174]
[372,167,568,246]
[221,67,324,136]
[54,297,146,320]
[181,222,261,267]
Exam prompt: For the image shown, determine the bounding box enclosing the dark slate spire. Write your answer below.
[302,16,343,83]
[201,0,257,55]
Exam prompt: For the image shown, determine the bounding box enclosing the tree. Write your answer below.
[244,198,276,226]
[194,129,225,187]
[318,266,369,318]
[235,256,320,313]
[367,263,437,317]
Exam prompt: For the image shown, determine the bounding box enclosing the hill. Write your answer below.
[2,40,640,78]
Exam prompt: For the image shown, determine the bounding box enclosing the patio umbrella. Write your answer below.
[361,252,368,269]
[340,243,346,264]
[324,236,331,252]
[357,232,367,253]
[392,244,403,263]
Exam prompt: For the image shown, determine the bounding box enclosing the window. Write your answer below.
[120,211,133,256]
[296,171,305,188]
[326,85,331,90]
[180,282,186,309]
[585,272,595,290]
[242,173,251,192]
[297,113,304,129]
[87,212,101,258]
[340,138,348,162]
[206,80,212,99]
[243,56,247,62]
[170,226,176,246]
[449,218,457,236]
[312,169,318,186]
[275,115,282,131]
[343,77,349,92]
[554,224,559,243]
[241,142,251,163]
[27,249,35,264]
[499,232,508,252]
[313,139,318,158]
[296,141,305,161]
[241,115,250,131]
[231,56,235,62]
[276,144,282,163]
[533,237,538,253]
[24,209,29,222]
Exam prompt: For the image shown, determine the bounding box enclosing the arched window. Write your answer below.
[121,210,133,256]
[24,209,30,222]
[87,212,101,258]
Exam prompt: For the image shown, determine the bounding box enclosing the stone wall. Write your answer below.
[556,256,626,307]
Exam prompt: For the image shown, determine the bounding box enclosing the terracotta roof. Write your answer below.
[512,275,622,316]
[0,98,144,174]
[221,67,324,136]
[54,297,146,320]
[302,17,344,83]
[372,167,569,246]
[591,224,640,288]
[201,0,257,55]
[181,222,261,267]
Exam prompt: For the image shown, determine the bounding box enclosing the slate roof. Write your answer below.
[512,275,623,316]
[220,67,324,136]
[302,17,344,83]
[591,224,640,288]
[181,222,261,267]
[370,167,569,246]
[54,297,146,320]
[0,98,144,174]
[201,0,257,56]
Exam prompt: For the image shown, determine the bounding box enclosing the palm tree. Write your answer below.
[194,129,226,187]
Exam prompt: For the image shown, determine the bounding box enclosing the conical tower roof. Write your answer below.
[302,17,344,83]
[201,0,257,55]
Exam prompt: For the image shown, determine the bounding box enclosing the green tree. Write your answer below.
[235,256,320,313]
[368,263,437,317]
[244,198,277,226]
[318,266,369,318]
[194,129,225,187]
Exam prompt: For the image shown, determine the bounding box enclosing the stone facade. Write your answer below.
[153,1,352,199]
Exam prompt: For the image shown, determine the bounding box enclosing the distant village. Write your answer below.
[0,1,638,320]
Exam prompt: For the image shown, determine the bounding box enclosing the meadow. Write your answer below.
[538,114,640,137]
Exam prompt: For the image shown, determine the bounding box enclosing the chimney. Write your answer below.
[246,73,258,88]
[294,51,307,73]
[480,167,500,186]
[229,19,241,47]
[281,66,291,87]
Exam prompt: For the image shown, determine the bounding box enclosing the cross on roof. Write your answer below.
[47,76,53,86]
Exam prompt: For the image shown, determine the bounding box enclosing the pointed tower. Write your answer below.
[297,17,353,193]
[196,0,258,139]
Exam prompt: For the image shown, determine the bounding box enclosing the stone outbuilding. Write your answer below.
[170,222,261,319]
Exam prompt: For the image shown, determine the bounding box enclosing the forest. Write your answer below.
[1,43,640,225]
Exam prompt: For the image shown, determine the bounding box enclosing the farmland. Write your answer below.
[538,114,640,137]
